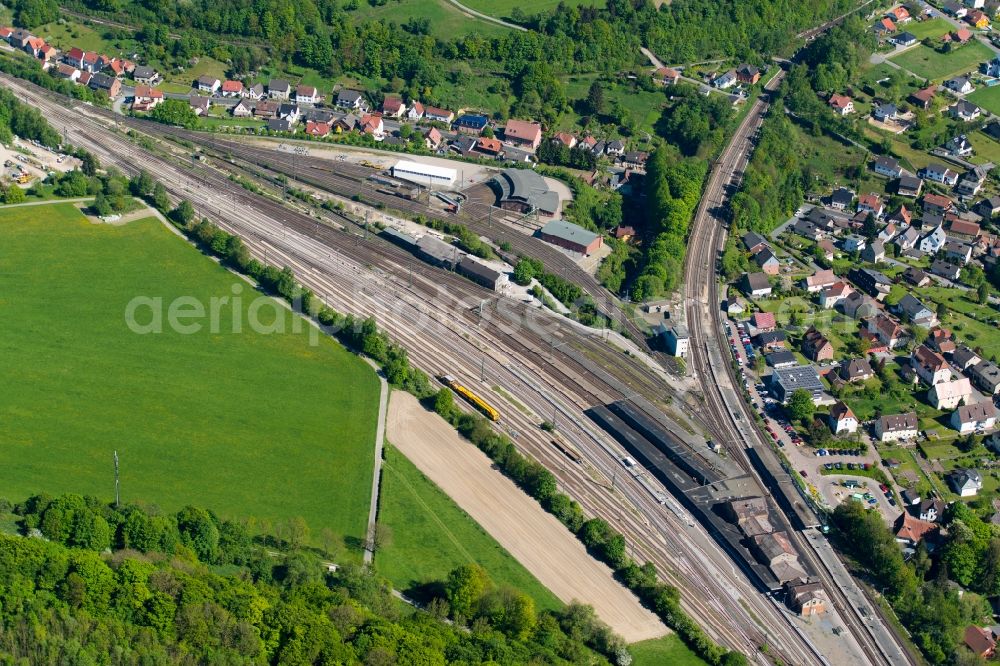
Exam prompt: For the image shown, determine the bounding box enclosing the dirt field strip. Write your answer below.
[386,391,668,643]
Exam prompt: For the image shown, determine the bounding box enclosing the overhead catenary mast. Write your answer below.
[114,450,120,508]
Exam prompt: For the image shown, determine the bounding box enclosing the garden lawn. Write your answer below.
[34,20,118,54]
[630,635,707,666]
[889,41,994,81]
[905,18,953,40]
[376,445,562,611]
[968,84,1000,117]
[0,204,380,558]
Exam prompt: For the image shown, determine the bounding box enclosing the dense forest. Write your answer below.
[832,500,997,664]
[0,493,631,664]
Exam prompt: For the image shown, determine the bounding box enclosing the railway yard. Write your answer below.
[1,61,912,664]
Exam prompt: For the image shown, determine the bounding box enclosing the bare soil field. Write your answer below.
[386,391,668,642]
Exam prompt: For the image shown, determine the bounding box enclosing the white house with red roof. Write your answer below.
[220,80,243,97]
[381,96,406,118]
[504,119,543,151]
[828,94,854,116]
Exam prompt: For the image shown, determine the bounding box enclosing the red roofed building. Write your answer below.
[655,67,680,85]
[964,626,996,659]
[858,192,884,217]
[828,94,854,115]
[944,27,972,43]
[305,121,330,137]
[886,6,910,22]
[0,27,12,40]
[504,119,543,151]
[221,80,243,96]
[476,136,503,156]
[132,85,164,111]
[553,132,577,148]
[923,193,955,215]
[894,512,937,546]
[949,219,981,240]
[64,46,86,69]
[752,311,776,331]
[360,113,384,140]
[909,85,936,109]
[381,96,406,118]
[876,17,896,33]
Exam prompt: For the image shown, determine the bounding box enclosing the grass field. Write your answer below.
[348,0,510,39]
[630,635,707,666]
[905,17,953,40]
[376,444,562,610]
[461,0,604,20]
[0,204,380,557]
[34,20,118,54]
[968,84,1000,116]
[890,41,993,80]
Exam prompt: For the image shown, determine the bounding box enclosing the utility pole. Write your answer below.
[480,357,486,382]
[113,450,120,508]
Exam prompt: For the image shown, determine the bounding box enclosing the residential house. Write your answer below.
[892,31,917,46]
[195,75,220,93]
[819,281,853,309]
[655,67,681,85]
[949,219,981,241]
[857,192,884,217]
[868,313,905,349]
[188,95,210,116]
[406,101,424,120]
[304,121,330,137]
[817,239,836,261]
[912,345,951,385]
[804,268,838,293]
[7,28,31,50]
[924,193,956,216]
[242,83,264,100]
[131,85,164,112]
[231,98,254,117]
[295,85,319,104]
[944,27,973,43]
[802,327,834,362]
[944,240,973,265]
[949,100,981,121]
[839,357,874,383]
[917,499,945,523]
[872,156,902,178]
[875,412,919,442]
[132,65,159,85]
[736,63,761,84]
[253,100,279,119]
[944,76,974,94]
[929,377,973,410]
[359,113,384,140]
[952,346,982,372]
[843,235,867,253]
[929,327,956,354]
[743,231,768,254]
[944,134,973,157]
[754,247,781,275]
[894,512,938,547]
[850,267,893,298]
[266,117,293,133]
[952,402,998,434]
[424,127,443,151]
[766,351,798,369]
[945,0,968,17]
[887,5,911,22]
[268,79,291,100]
[964,626,996,659]
[909,85,936,109]
[861,240,886,263]
[751,311,777,332]
[841,291,878,319]
[756,331,788,352]
[55,63,81,83]
[742,272,772,297]
[278,103,300,123]
[606,140,626,157]
[975,195,1000,218]
[331,114,358,132]
[829,401,858,434]
[902,267,929,287]
[220,80,243,97]
[713,69,738,89]
[875,17,897,35]
[829,187,855,210]
[896,293,937,327]
[948,468,984,496]
[829,93,855,115]
[873,102,898,121]
[930,259,961,280]
[504,119,543,151]
[957,165,988,197]
[424,106,454,123]
[475,136,503,157]
[920,224,948,254]
[893,228,920,255]
[967,8,990,27]
[900,489,921,507]
[88,73,120,98]
[897,175,923,198]
[971,361,1000,394]
[922,162,960,185]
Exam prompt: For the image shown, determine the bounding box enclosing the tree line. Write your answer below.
[0,493,633,664]
[431,387,747,666]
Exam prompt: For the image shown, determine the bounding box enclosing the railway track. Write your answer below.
[3,72,843,661]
